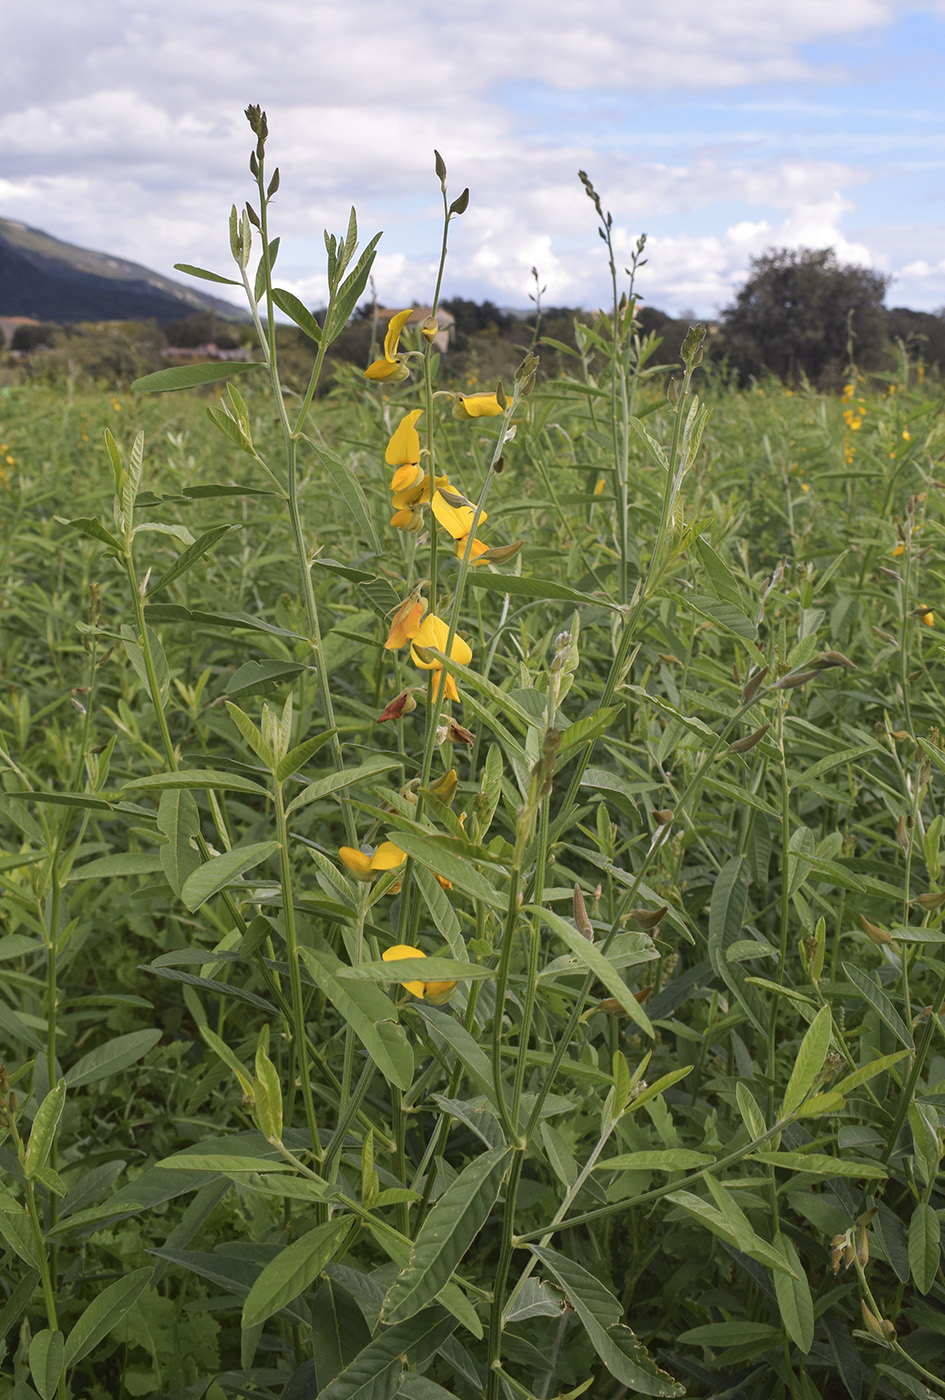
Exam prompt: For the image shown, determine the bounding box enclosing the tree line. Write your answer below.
[4,247,943,390]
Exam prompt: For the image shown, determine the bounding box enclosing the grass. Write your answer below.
[2,123,945,1400]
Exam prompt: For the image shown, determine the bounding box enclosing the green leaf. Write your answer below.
[772,1233,813,1353]
[173,262,240,285]
[781,1004,832,1116]
[228,658,307,697]
[694,538,747,610]
[530,1246,682,1395]
[0,935,44,961]
[667,1187,796,1275]
[908,1202,940,1294]
[299,946,413,1089]
[24,1081,66,1178]
[678,1321,781,1347]
[464,571,621,610]
[122,768,269,796]
[272,287,322,342]
[312,1277,372,1389]
[145,523,237,597]
[155,1153,298,1174]
[685,593,759,644]
[387,831,504,909]
[28,1329,64,1400]
[63,1267,152,1367]
[132,361,262,393]
[600,1150,715,1171]
[736,1082,767,1140]
[304,438,380,553]
[417,1005,497,1105]
[276,731,337,783]
[317,1309,457,1400]
[67,851,164,881]
[286,756,403,813]
[181,841,278,911]
[57,516,122,553]
[157,787,201,897]
[381,1147,511,1324]
[842,962,914,1049]
[242,1217,354,1330]
[708,856,764,1033]
[65,1029,163,1090]
[531,906,654,1037]
[749,1152,887,1179]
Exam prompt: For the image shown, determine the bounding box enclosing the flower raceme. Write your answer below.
[364,309,413,382]
[382,944,457,1003]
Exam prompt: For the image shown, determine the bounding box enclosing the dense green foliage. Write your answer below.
[2,125,945,1400]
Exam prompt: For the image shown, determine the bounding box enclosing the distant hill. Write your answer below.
[0,217,244,325]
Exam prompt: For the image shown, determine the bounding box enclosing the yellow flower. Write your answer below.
[921,611,935,627]
[455,534,490,564]
[385,409,423,466]
[902,430,911,442]
[452,392,507,420]
[390,506,423,532]
[382,944,457,1003]
[365,309,413,381]
[410,614,473,670]
[431,487,486,540]
[390,462,425,494]
[384,590,427,649]
[892,543,905,558]
[410,613,473,703]
[339,841,406,881]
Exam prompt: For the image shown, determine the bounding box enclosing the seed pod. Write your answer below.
[861,915,895,947]
[741,665,769,704]
[914,890,945,910]
[652,809,674,826]
[630,905,668,930]
[727,723,771,754]
[774,669,819,689]
[573,884,594,940]
[816,650,857,670]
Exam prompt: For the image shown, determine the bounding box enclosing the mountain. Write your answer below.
[0,217,244,325]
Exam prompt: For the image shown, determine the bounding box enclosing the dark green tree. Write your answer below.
[718,247,890,386]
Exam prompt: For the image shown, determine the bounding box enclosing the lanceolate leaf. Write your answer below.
[132,361,263,393]
[180,841,279,911]
[531,906,654,1037]
[145,523,238,597]
[299,946,413,1089]
[772,1233,814,1353]
[381,1147,512,1324]
[63,1267,152,1367]
[530,1246,683,1396]
[318,1309,458,1400]
[781,1004,832,1116]
[242,1217,354,1330]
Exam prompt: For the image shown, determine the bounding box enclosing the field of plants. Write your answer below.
[2,115,945,1400]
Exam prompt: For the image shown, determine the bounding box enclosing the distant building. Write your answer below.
[376,306,455,355]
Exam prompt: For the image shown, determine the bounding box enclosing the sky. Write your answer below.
[1,1,944,319]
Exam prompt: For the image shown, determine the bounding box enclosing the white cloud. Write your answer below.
[1,1,942,314]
